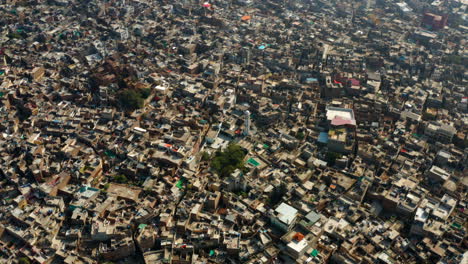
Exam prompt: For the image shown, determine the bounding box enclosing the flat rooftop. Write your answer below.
[326,106,355,122]
[275,203,298,225]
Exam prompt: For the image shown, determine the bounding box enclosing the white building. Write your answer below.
[424,122,456,143]
[270,203,298,232]
[426,165,451,182]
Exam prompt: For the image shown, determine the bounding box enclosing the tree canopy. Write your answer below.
[18,258,30,264]
[296,131,305,140]
[139,87,152,99]
[117,89,144,110]
[117,88,152,110]
[211,144,246,177]
[113,174,128,184]
[201,151,210,162]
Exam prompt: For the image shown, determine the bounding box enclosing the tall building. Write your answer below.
[244,110,251,136]
[241,47,251,65]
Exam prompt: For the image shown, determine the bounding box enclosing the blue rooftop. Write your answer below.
[318,132,329,143]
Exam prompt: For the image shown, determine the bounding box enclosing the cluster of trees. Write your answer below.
[211,144,247,178]
[201,151,211,162]
[18,258,30,264]
[296,131,305,140]
[113,174,128,184]
[117,88,152,111]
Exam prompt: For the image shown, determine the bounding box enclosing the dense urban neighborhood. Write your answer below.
[0,0,466,263]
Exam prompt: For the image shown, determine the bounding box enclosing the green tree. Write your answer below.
[211,144,246,177]
[18,258,30,264]
[238,191,248,198]
[138,88,152,99]
[117,89,144,110]
[296,131,305,140]
[201,151,210,162]
[113,174,128,184]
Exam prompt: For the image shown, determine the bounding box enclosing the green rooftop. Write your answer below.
[176,179,184,189]
[247,158,260,167]
[104,150,116,158]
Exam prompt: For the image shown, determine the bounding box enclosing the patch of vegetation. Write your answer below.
[117,89,144,110]
[117,88,152,110]
[18,258,30,264]
[113,174,128,184]
[201,151,210,162]
[139,88,152,99]
[91,178,99,186]
[296,131,305,140]
[236,191,248,198]
[211,144,246,178]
